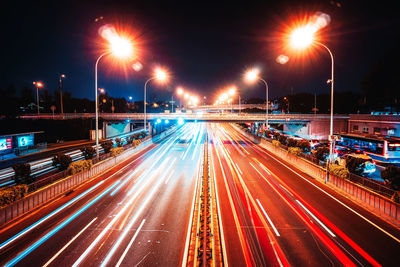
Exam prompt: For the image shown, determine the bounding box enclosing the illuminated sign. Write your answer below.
[17,135,34,147]
[0,138,12,151]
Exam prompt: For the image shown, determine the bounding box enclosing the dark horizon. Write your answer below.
[1,0,399,103]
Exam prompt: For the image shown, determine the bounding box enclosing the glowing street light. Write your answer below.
[94,28,134,160]
[144,67,170,133]
[177,87,184,95]
[244,67,269,128]
[288,18,335,180]
[33,81,44,115]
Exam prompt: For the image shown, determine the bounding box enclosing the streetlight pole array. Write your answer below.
[33,81,43,115]
[260,78,269,129]
[143,77,155,135]
[59,74,66,116]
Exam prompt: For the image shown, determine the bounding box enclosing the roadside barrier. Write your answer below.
[0,126,177,227]
[233,124,400,225]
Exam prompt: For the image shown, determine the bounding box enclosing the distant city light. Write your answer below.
[178,118,184,125]
[157,118,161,123]
[165,119,169,124]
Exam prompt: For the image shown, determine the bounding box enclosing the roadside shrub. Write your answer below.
[287,138,297,147]
[133,139,142,148]
[264,129,273,138]
[101,140,113,153]
[127,135,134,144]
[273,132,280,140]
[68,160,93,175]
[0,184,29,207]
[297,140,311,152]
[81,146,96,160]
[110,147,124,157]
[52,153,72,171]
[272,140,281,147]
[278,135,287,145]
[315,147,329,162]
[381,165,400,190]
[115,138,123,147]
[345,156,365,175]
[288,147,302,156]
[12,163,32,184]
[328,164,349,179]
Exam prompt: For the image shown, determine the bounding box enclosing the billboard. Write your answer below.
[0,138,12,151]
[17,135,34,147]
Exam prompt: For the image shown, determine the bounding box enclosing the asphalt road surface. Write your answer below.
[1,122,400,266]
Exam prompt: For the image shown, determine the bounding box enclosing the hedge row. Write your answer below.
[0,185,29,207]
[288,147,302,156]
[110,147,124,157]
[68,160,93,175]
[328,164,349,179]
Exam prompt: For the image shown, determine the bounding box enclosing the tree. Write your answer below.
[315,147,329,162]
[381,165,400,190]
[101,140,113,153]
[12,163,32,184]
[52,153,72,171]
[81,146,95,160]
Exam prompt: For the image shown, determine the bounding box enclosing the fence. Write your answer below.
[233,124,400,225]
[0,127,176,227]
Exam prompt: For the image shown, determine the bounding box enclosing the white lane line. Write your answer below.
[256,199,280,237]
[43,217,98,267]
[252,143,400,244]
[115,219,146,267]
[181,149,202,267]
[296,200,336,238]
[279,184,294,197]
[235,163,243,175]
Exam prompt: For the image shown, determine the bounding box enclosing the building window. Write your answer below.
[373,127,381,134]
[363,127,369,133]
[353,125,359,132]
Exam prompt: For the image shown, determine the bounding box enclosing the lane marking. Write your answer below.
[115,219,146,267]
[43,217,98,267]
[5,181,120,267]
[295,200,336,237]
[256,199,280,237]
[279,185,293,197]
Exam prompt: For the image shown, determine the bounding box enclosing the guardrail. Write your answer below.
[0,126,176,227]
[233,124,400,225]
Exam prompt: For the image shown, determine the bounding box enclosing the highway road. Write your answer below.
[0,123,204,266]
[209,123,400,266]
[1,122,400,266]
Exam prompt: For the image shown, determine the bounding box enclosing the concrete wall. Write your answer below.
[105,122,131,138]
[348,115,400,137]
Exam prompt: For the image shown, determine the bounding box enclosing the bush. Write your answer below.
[101,140,113,153]
[115,138,123,147]
[132,139,142,148]
[278,135,287,145]
[264,129,273,138]
[328,164,349,179]
[315,147,329,162]
[68,160,93,175]
[12,163,32,184]
[287,138,297,147]
[273,132,280,140]
[297,140,311,152]
[381,165,400,190]
[110,147,124,157]
[272,140,281,147]
[345,156,365,175]
[52,153,72,171]
[81,146,96,160]
[0,185,29,207]
[288,147,302,156]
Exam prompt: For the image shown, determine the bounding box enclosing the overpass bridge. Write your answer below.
[19,113,349,123]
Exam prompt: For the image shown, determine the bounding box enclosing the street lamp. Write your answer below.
[244,68,269,129]
[289,23,335,181]
[59,74,66,116]
[33,81,44,115]
[94,33,133,160]
[144,67,169,134]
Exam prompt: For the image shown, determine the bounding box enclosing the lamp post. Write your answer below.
[33,81,44,115]
[94,31,133,160]
[244,68,269,129]
[59,74,66,115]
[144,67,169,135]
[289,24,335,182]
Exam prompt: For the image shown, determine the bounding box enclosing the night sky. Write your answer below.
[1,0,399,103]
